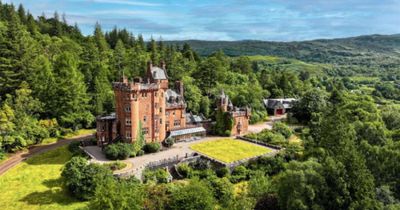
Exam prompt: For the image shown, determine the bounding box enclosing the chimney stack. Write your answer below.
[160,60,166,70]
[175,81,184,97]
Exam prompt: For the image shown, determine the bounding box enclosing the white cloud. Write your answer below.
[89,0,163,7]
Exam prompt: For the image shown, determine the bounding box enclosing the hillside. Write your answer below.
[167,34,400,66]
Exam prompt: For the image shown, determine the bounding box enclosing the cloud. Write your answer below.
[88,0,163,7]
[2,0,400,41]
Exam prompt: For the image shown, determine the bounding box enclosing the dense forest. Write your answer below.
[1,1,400,210]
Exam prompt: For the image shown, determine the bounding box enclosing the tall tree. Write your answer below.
[52,52,93,128]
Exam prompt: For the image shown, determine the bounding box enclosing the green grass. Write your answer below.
[63,129,95,139]
[0,146,87,210]
[190,139,272,163]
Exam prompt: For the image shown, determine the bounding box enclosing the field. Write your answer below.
[190,139,272,163]
[0,146,87,210]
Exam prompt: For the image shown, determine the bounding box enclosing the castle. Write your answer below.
[96,61,206,147]
[96,61,250,147]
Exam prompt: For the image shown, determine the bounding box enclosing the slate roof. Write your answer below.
[97,113,116,120]
[169,126,206,137]
[186,113,205,124]
[263,98,297,109]
[150,66,167,80]
[165,89,185,107]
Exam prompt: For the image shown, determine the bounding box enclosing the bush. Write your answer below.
[189,159,210,170]
[246,129,287,146]
[143,168,170,184]
[216,167,230,178]
[68,141,83,156]
[163,137,175,147]
[272,122,293,139]
[62,157,112,200]
[230,166,248,183]
[143,142,161,153]
[104,143,132,160]
[0,149,5,161]
[137,150,145,156]
[177,163,193,178]
[103,161,127,171]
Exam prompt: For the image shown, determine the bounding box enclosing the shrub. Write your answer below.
[230,165,248,183]
[68,141,83,156]
[216,167,230,178]
[0,149,5,161]
[104,143,132,160]
[104,161,127,171]
[189,159,210,170]
[143,168,170,184]
[177,163,193,178]
[137,150,145,156]
[143,142,161,153]
[163,137,175,147]
[246,129,287,146]
[62,157,112,200]
[272,122,293,139]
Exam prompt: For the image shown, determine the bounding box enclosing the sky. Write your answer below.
[3,0,400,41]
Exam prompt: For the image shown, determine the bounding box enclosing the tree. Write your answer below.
[90,177,145,210]
[292,88,328,124]
[182,76,202,113]
[52,52,93,128]
[275,160,327,210]
[209,177,234,207]
[168,179,215,210]
[62,157,112,200]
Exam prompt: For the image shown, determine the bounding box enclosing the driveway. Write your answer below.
[84,136,225,178]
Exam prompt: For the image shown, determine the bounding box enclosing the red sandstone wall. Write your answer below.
[165,107,186,132]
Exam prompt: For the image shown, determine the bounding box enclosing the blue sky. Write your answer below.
[3,0,400,41]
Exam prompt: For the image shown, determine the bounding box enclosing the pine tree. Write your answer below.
[52,52,93,128]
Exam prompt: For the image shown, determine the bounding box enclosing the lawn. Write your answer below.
[0,146,87,210]
[190,139,272,163]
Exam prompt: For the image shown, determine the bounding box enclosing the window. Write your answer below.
[126,131,131,139]
[174,120,180,127]
[159,107,162,113]
[142,127,149,135]
[124,105,131,112]
[126,118,131,125]
[160,118,162,124]
[155,92,158,97]
[173,111,175,116]
[143,116,147,122]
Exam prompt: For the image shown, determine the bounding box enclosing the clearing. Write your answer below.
[0,146,87,210]
[190,139,272,163]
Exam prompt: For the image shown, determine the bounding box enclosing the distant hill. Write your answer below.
[166,34,400,67]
